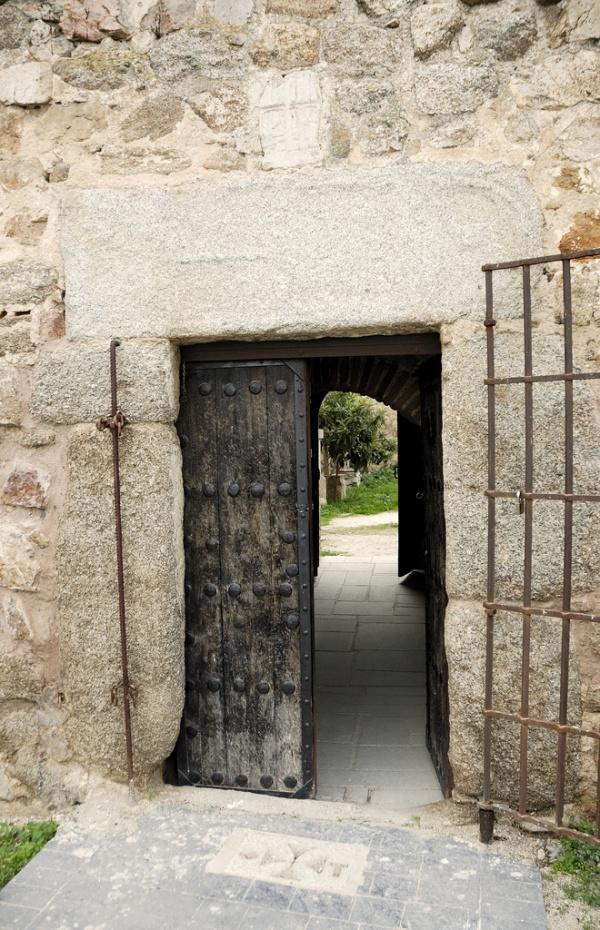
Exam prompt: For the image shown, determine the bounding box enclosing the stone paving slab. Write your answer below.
[0,805,547,930]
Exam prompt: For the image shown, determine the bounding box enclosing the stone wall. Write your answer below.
[0,0,599,813]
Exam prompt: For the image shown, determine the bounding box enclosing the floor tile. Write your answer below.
[243,906,309,930]
[290,889,353,920]
[315,714,357,743]
[356,717,416,747]
[349,896,406,928]
[316,631,355,652]
[354,651,424,673]
[0,902,40,929]
[403,901,477,930]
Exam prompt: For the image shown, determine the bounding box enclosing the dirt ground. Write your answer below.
[321,511,398,557]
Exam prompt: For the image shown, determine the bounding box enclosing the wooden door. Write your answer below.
[176,359,314,796]
[397,414,425,577]
[420,357,452,797]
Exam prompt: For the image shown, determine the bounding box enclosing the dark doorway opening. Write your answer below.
[173,336,450,803]
[309,354,450,806]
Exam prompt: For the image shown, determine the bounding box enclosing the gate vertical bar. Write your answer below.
[97,338,135,793]
[556,259,573,825]
[520,265,534,815]
[480,269,497,843]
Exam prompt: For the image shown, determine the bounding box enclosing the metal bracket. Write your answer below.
[96,409,129,435]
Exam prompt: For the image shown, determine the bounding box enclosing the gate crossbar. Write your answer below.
[480,248,600,848]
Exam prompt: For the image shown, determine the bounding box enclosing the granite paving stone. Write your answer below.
[0,805,547,930]
[243,905,309,930]
[0,902,41,929]
[290,888,354,920]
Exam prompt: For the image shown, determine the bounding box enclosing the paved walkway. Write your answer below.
[315,556,442,810]
[0,801,547,930]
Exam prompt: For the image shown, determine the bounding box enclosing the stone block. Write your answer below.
[35,100,108,144]
[0,654,42,702]
[148,28,249,84]
[31,341,179,425]
[0,109,23,155]
[0,156,45,190]
[0,365,22,426]
[356,0,404,24]
[357,100,408,156]
[57,424,184,778]
[0,706,39,754]
[415,61,499,114]
[59,1,131,42]
[0,320,35,358]
[141,0,196,34]
[100,145,191,175]
[0,527,40,591]
[61,165,542,341]
[334,79,394,115]
[323,25,399,77]
[551,0,600,44]
[0,62,52,107]
[0,260,57,306]
[559,210,600,253]
[5,210,48,246]
[202,145,246,171]
[54,49,152,90]
[214,0,254,25]
[1,463,50,510]
[250,24,320,71]
[254,70,322,169]
[266,0,337,15]
[471,3,537,60]
[329,122,351,158]
[0,4,32,49]
[410,1,464,59]
[188,82,247,132]
[120,93,184,141]
[512,49,600,109]
[0,593,32,643]
[446,599,581,808]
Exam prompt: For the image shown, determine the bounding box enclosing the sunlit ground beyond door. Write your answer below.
[314,528,444,810]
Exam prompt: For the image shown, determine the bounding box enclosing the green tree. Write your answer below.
[319,392,396,476]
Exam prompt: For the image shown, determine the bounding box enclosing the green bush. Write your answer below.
[319,393,396,475]
[0,821,57,889]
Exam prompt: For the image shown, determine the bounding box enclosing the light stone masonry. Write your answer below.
[0,0,598,818]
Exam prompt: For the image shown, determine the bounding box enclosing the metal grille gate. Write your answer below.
[479,247,600,847]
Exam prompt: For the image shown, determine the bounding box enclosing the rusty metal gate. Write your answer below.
[176,359,314,796]
[479,247,600,847]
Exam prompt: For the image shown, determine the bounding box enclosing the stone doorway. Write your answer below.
[174,337,449,805]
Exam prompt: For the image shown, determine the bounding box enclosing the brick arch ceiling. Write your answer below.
[310,355,426,424]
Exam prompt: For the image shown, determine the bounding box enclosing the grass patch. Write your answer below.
[320,467,397,526]
[550,821,600,908]
[320,547,342,557]
[0,821,57,889]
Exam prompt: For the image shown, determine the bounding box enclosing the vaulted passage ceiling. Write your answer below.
[310,355,427,424]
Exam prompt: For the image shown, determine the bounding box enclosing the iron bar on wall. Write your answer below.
[96,338,135,795]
